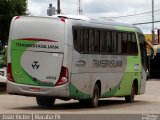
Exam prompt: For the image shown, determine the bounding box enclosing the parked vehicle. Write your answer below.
[0,67,7,83]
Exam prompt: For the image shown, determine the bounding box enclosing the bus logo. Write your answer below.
[32,61,40,69]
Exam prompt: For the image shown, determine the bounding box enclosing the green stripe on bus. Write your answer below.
[101,56,141,97]
[11,40,51,86]
[115,26,135,32]
[69,83,91,99]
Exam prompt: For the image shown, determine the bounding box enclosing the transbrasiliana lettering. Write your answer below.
[16,43,59,49]
[93,59,122,68]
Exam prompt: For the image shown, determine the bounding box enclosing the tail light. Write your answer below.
[60,18,65,23]
[15,16,20,20]
[55,66,69,86]
[7,63,15,82]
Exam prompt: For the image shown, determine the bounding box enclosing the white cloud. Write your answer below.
[27,0,160,33]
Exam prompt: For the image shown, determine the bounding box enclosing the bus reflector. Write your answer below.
[7,63,15,82]
[29,87,41,92]
[55,66,69,86]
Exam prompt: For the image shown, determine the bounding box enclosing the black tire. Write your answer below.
[88,84,100,108]
[36,96,55,107]
[125,83,136,103]
[79,84,100,108]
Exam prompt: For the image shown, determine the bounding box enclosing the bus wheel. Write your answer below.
[125,83,136,103]
[89,84,100,107]
[36,96,55,107]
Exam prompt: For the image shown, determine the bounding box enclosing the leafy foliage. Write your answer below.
[0,47,7,68]
[0,0,28,46]
[0,0,28,67]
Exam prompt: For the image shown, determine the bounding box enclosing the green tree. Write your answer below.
[0,0,28,46]
[0,0,28,67]
[0,47,7,68]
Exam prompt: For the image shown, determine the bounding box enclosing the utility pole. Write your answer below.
[148,0,155,80]
[77,0,83,15]
[152,0,155,44]
[57,0,61,14]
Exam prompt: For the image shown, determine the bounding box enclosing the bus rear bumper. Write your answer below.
[7,81,69,98]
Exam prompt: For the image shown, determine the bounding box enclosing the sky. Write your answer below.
[27,0,160,34]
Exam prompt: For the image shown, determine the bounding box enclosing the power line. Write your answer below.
[106,8,160,19]
[133,20,160,25]
[118,13,160,19]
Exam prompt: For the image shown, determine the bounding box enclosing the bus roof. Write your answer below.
[54,15,143,34]
[17,15,143,34]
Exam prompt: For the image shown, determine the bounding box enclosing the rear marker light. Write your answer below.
[15,16,20,20]
[29,87,41,92]
[60,18,65,23]
[55,66,69,86]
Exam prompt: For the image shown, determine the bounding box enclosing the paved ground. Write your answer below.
[0,80,160,114]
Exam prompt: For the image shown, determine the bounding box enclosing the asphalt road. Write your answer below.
[0,80,160,115]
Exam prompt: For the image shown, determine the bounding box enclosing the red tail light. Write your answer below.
[7,63,15,82]
[29,87,41,92]
[15,16,20,20]
[60,18,65,22]
[55,66,69,86]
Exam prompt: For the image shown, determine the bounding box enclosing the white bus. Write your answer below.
[7,15,147,107]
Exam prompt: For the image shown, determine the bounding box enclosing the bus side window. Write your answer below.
[93,30,100,53]
[89,29,94,53]
[106,31,112,53]
[131,33,138,55]
[73,27,81,53]
[127,33,132,54]
[117,32,122,54]
[82,29,89,53]
[122,33,127,54]
[80,28,84,53]
[112,31,118,54]
[100,30,106,53]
